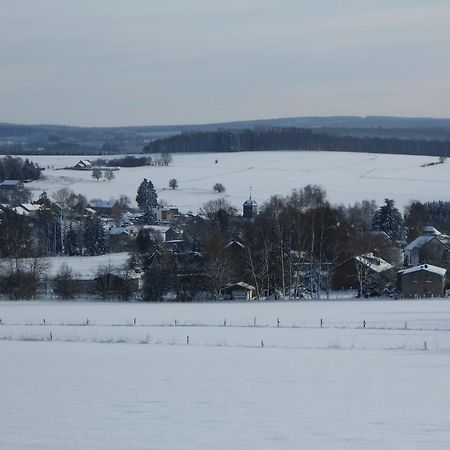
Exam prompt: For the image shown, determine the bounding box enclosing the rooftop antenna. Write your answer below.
[249,186,252,200]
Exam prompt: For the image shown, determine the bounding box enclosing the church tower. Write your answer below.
[243,187,258,219]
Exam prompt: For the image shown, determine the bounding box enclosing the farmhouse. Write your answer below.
[13,203,45,216]
[89,200,121,216]
[331,253,394,294]
[403,226,450,267]
[74,160,92,170]
[398,264,446,298]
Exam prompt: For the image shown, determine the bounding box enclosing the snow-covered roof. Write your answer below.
[20,203,44,212]
[0,179,21,186]
[354,253,393,273]
[422,225,441,236]
[224,240,246,250]
[90,200,118,209]
[223,282,255,291]
[404,232,450,252]
[400,264,446,277]
[75,160,91,167]
[404,235,435,252]
[145,225,170,234]
[109,227,131,236]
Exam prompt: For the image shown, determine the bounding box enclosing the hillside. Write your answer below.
[2,115,450,156]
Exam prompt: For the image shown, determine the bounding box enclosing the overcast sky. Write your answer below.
[1,0,450,126]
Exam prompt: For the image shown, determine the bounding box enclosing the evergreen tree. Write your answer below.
[66,226,79,255]
[372,199,404,240]
[136,178,158,223]
[23,159,41,180]
[84,216,107,255]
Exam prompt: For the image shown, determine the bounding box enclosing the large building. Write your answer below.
[403,226,450,267]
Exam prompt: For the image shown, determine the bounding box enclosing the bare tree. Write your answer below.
[52,263,78,299]
[93,264,137,300]
[92,168,102,180]
[203,233,231,300]
[160,152,173,166]
[0,256,48,299]
[105,169,115,182]
[199,198,237,218]
[52,188,77,255]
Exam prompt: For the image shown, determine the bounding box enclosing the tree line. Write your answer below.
[143,128,450,157]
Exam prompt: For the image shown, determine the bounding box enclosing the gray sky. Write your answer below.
[1,0,450,126]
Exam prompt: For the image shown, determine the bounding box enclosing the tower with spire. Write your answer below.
[243,187,258,219]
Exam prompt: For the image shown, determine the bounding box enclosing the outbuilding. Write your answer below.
[398,264,446,298]
[222,282,255,301]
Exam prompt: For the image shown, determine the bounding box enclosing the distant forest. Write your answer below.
[143,128,450,157]
[3,116,450,156]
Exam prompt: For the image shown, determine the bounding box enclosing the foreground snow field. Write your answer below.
[26,151,450,212]
[1,300,450,449]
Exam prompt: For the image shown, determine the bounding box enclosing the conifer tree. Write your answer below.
[372,199,404,240]
[136,178,158,223]
[84,215,107,255]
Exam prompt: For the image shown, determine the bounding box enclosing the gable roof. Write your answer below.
[404,234,450,252]
[422,225,441,236]
[400,264,446,277]
[90,200,118,209]
[222,282,255,291]
[354,253,393,273]
[224,240,246,250]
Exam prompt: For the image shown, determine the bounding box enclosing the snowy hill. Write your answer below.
[27,150,450,212]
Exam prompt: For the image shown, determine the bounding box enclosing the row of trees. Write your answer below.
[92,168,115,181]
[0,259,136,300]
[143,128,450,157]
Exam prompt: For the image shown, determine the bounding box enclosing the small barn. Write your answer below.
[222,282,255,301]
[74,160,92,170]
[398,264,446,298]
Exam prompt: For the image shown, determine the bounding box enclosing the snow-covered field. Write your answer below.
[26,151,450,212]
[1,299,450,449]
